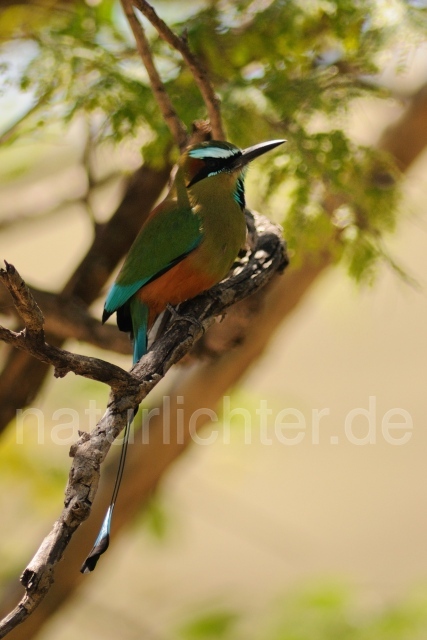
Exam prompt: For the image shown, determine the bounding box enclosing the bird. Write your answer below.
[80,137,285,573]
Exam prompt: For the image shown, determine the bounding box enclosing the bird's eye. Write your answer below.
[206,158,221,169]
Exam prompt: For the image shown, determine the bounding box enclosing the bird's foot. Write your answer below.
[166,304,204,336]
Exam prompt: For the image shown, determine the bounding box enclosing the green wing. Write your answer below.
[104,200,202,317]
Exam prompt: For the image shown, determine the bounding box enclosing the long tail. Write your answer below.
[80,410,134,573]
[130,297,149,364]
[80,299,148,573]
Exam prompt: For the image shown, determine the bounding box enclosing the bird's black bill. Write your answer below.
[238,139,286,167]
[80,412,134,574]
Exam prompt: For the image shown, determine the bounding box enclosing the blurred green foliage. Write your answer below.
[1,0,425,281]
[180,609,238,639]
[139,492,170,540]
[177,584,427,640]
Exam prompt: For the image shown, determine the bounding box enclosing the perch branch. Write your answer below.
[120,0,188,150]
[0,211,287,638]
[133,0,225,140]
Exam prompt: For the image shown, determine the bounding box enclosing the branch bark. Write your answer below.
[0,211,287,638]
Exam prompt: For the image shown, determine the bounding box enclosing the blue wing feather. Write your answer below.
[104,279,150,316]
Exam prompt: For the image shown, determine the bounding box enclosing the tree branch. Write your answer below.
[120,0,188,150]
[0,282,131,355]
[0,211,287,638]
[378,83,427,173]
[0,263,136,391]
[133,0,225,140]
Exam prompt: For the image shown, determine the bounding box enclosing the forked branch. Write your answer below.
[0,264,135,391]
[123,0,225,142]
[120,0,188,150]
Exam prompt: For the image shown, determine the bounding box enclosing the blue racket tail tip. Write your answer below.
[81,411,133,574]
[80,505,113,574]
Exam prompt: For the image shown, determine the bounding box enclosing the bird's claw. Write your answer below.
[166,304,204,335]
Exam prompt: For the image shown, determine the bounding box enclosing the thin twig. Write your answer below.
[81,121,99,228]
[132,0,225,140]
[0,211,286,638]
[120,0,188,150]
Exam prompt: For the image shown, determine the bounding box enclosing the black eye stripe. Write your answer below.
[186,150,243,188]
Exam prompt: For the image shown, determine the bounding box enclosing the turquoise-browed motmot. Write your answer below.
[81,138,285,572]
